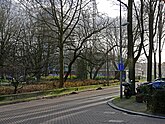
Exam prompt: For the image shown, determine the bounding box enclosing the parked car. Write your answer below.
[154,78,165,82]
[148,80,165,89]
[136,80,165,94]
[136,82,150,94]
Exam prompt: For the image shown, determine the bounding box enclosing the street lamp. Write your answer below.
[119,0,123,99]
[119,1,129,99]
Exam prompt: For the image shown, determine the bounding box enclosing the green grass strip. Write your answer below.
[0,84,118,105]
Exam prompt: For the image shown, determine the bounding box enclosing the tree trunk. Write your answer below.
[36,71,41,82]
[158,46,162,78]
[127,0,135,94]
[132,62,135,94]
[89,67,93,79]
[14,86,17,94]
[44,44,50,76]
[59,42,64,88]
[154,52,156,79]
[158,43,162,78]
[147,1,154,82]
[93,65,103,79]
[158,3,163,78]
[64,55,78,82]
[0,57,5,79]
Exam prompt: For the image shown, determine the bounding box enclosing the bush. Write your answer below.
[136,93,144,103]
[64,79,97,87]
[136,84,152,103]
[66,75,77,79]
[41,76,59,81]
[26,76,37,84]
[41,75,77,81]
[136,84,150,94]
[0,79,9,83]
[95,76,114,80]
[149,89,165,114]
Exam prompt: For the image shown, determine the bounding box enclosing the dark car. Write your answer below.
[136,80,165,94]
[136,82,150,94]
[154,78,165,82]
[148,80,165,89]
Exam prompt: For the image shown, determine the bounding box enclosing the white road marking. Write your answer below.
[122,112,142,117]
[104,111,116,114]
[108,120,124,123]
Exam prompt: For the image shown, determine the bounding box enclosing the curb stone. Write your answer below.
[107,98,165,119]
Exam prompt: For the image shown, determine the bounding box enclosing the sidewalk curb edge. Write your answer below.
[107,98,165,119]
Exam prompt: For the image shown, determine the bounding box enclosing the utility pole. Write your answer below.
[119,0,123,99]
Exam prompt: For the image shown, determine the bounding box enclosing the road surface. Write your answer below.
[0,87,165,124]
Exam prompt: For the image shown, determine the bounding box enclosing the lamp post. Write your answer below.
[119,1,129,99]
[119,0,123,99]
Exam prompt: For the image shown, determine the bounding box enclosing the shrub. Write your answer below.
[0,86,13,95]
[66,75,77,79]
[26,76,37,84]
[136,84,152,103]
[64,79,97,87]
[11,80,20,94]
[0,79,9,83]
[95,76,115,80]
[41,76,59,81]
[136,93,144,103]
[136,84,150,94]
[149,89,165,114]
[41,75,77,81]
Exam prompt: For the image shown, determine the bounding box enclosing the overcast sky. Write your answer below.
[97,0,127,18]
[97,0,165,63]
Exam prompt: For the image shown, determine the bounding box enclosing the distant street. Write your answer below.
[0,87,165,124]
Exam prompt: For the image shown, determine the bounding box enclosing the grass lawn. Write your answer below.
[112,96,149,113]
[0,84,118,105]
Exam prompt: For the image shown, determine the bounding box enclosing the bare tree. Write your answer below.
[63,9,114,81]
[18,0,92,87]
[0,1,23,78]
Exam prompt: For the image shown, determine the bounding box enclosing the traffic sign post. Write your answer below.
[118,62,124,99]
[118,62,124,71]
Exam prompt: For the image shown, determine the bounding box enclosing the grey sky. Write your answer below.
[97,0,127,18]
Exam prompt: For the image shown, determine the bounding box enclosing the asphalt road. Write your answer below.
[0,87,165,124]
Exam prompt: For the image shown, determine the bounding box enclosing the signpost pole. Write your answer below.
[119,1,123,99]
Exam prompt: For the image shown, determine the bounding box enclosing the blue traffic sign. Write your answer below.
[118,63,124,71]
